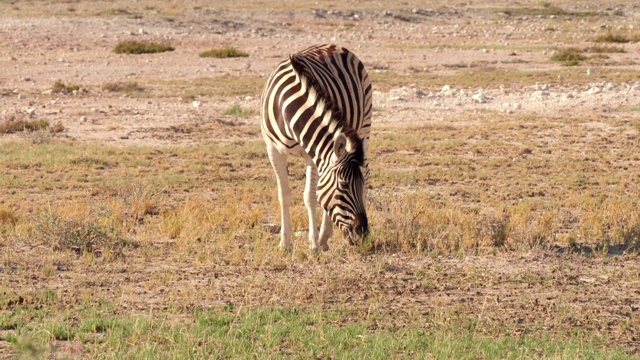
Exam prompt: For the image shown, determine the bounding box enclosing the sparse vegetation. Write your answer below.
[593,31,640,44]
[199,46,249,58]
[113,40,174,54]
[223,104,255,116]
[52,80,80,94]
[0,118,49,134]
[550,47,587,66]
[102,81,143,92]
[497,4,598,17]
[585,45,626,53]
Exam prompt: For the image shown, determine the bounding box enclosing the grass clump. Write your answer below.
[550,48,587,66]
[593,31,640,44]
[0,119,49,134]
[22,211,133,256]
[52,81,79,94]
[102,81,143,93]
[114,40,174,54]
[585,45,626,53]
[199,47,248,58]
[223,104,255,117]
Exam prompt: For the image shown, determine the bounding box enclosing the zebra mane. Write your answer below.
[289,54,364,165]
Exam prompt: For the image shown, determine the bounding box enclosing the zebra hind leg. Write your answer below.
[266,143,292,250]
[303,157,320,251]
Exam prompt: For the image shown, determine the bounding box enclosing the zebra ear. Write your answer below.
[333,133,348,160]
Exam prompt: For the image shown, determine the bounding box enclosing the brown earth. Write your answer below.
[1,0,640,357]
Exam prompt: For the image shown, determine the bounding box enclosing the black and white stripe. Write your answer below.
[261,44,372,250]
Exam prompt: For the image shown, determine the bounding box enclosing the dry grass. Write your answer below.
[52,81,79,94]
[113,40,174,54]
[199,47,249,58]
[550,48,588,66]
[102,81,143,93]
[0,118,49,134]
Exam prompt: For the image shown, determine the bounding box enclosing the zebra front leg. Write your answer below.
[266,144,292,250]
[303,157,320,251]
[318,210,333,251]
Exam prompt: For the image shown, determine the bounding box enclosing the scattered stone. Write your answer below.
[630,85,640,91]
[81,116,88,122]
[605,83,615,91]
[531,90,549,100]
[441,84,451,93]
[192,101,201,108]
[587,87,601,95]
[26,108,36,117]
[587,68,593,76]
[18,94,27,100]
[472,92,487,103]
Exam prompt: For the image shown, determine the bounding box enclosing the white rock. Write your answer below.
[81,116,88,122]
[587,87,601,95]
[605,83,615,91]
[587,68,593,76]
[192,101,201,108]
[472,92,487,103]
[26,108,36,117]
[531,90,549,99]
[630,85,640,91]
[441,84,451,93]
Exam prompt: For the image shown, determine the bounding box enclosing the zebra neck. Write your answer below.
[296,113,346,175]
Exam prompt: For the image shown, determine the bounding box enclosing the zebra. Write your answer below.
[261,44,372,251]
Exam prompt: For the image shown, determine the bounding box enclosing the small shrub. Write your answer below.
[585,45,626,53]
[24,211,133,255]
[102,81,143,92]
[114,40,174,54]
[52,81,80,94]
[594,31,630,43]
[223,104,255,116]
[0,207,19,227]
[199,47,249,58]
[0,119,49,134]
[550,48,587,66]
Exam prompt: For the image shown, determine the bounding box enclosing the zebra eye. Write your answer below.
[339,180,349,188]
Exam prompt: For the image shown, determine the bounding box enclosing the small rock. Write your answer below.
[18,94,27,100]
[192,101,201,108]
[630,85,640,91]
[26,108,36,117]
[587,87,601,95]
[531,90,549,99]
[587,68,593,76]
[441,84,451,93]
[605,82,615,91]
[81,116,88,122]
[472,92,487,103]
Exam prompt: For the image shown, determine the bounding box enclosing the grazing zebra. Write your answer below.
[261,44,372,251]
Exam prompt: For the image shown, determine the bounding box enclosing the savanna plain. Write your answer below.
[1,0,639,358]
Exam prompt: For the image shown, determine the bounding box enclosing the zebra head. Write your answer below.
[318,131,368,245]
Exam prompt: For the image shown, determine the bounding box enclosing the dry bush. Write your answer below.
[0,119,49,134]
[52,81,79,94]
[102,81,143,92]
[19,211,133,256]
[199,47,248,58]
[114,40,174,54]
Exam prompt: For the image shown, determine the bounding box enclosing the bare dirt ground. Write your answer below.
[1,0,640,357]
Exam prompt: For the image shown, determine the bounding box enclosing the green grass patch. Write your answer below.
[550,48,587,66]
[199,47,249,58]
[2,305,633,359]
[223,104,255,116]
[114,40,174,54]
